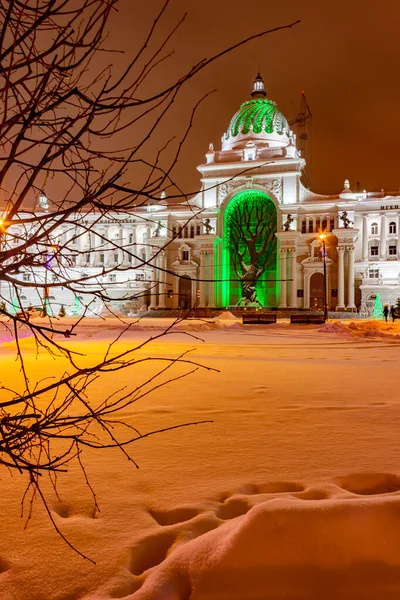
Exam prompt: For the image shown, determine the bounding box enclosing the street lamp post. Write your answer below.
[319,233,328,322]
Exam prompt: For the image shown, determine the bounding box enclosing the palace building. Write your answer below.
[3,74,400,315]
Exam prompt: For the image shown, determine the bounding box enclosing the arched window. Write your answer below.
[389,221,397,234]
[179,244,191,262]
[371,222,378,235]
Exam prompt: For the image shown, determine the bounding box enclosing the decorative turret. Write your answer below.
[251,72,267,99]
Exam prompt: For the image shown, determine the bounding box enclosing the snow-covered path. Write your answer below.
[1,319,400,599]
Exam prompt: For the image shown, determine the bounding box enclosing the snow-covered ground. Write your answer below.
[1,315,400,599]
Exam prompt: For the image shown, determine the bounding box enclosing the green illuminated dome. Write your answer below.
[226,98,290,139]
[222,74,291,151]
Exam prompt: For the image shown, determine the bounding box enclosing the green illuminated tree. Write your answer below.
[225,193,277,306]
[373,294,383,317]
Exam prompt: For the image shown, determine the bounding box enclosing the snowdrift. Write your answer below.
[126,473,400,600]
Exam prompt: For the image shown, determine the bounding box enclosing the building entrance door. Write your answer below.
[179,276,192,310]
[309,272,324,310]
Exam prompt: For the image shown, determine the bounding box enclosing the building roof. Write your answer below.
[225,97,290,140]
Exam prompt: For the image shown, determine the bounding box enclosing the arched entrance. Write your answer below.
[179,276,192,310]
[220,190,277,307]
[309,272,324,310]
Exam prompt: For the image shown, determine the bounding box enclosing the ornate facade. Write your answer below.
[3,75,400,315]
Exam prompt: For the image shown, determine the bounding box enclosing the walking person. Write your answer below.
[383,304,389,322]
[390,305,396,322]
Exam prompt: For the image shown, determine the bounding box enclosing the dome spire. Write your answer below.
[251,72,267,99]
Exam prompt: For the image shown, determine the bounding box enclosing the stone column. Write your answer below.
[337,247,345,309]
[362,215,368,261]
[90,229,97,267]
[130,226,136,266]
[157,251,167,309]
[172,274,179,309]
[148,253,158,310]
[380,214,387,259]
[199,251,206,308]
[208,253,215,307]
[347,247,355,309]
[146,225,152,262]
[117,226,123,265]
[289,249,297,308]
[312,217,317,233]
[191,278,197,309]
[303,274,310,309]
[279,249,287,308]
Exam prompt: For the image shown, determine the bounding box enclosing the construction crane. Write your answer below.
[289,91,312,189]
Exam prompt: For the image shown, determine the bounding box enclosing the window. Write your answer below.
[172,225,177,237]
[22,272,31,282]
[308,221,313,233]
[184,226,189,238]
[196,224,201,236]
[129,233,134,244]
[371,223,378,235]
[301,220,306,234]
[389,221,397,234]
[370,245,379,256]
[108,273,116,282]
[368,269,380,279]
[135,272,145,281]
[321,218,327,231]
[316,219,320,231]
[389,245,397,256]
[99,253,105,264]
[190,225,195,238]
[86,253,90,263]
[182,250,189,261]
[330,218,335,231]
[114,253,118,263]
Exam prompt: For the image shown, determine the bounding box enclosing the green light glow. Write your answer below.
[373,294,383,317]
[72,296,81,316]
[221,190,277,307]
[11,296,19,314]
[226,99,289,139]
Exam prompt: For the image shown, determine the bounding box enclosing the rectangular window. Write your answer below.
[196,225,201,236]
[308,221,313,233]
[369,269,380,279]
[182,250,189,261]
[389,245,397,256]
[108,273,116,282]
[370,246,379,256]
[297,289,304,298]
[99,253,105,263]
[184,226,189,238]
[86,253,90,263]
[316,219,321,231]
[172,225,177,237]
[114,253,118,263]
[190,225,195,238]
[301,220,306,234]
[135,272,145,281]
[22,272,31,282]
[330,218,335,231]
